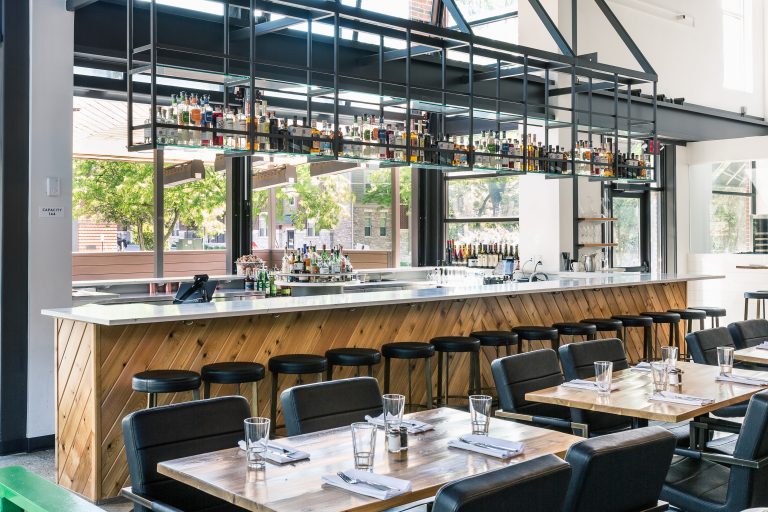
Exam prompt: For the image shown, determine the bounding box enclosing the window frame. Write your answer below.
[710,160,756,253]
[442,174,520,243]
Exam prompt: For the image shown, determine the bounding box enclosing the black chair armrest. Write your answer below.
[495,410,588,437]
[697,416,743,435]
[120,487,184,512]
[672,449,768,469]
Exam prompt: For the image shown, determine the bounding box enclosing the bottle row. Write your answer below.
[141,88,655,180]
[445,240,521,269]
[280,244,354,275]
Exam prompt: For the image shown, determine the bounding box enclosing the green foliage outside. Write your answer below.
[73,159,226,250]
[361,168,412,209]
[274,164,352,230]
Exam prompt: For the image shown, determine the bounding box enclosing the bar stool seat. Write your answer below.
[325,348,381,379]
[382,342,435,411]
[512,326,559,355]
[581,318,623,338]
[611,315,653,363]
[470,330,518,348]
[641,311,682,323]
[431,336,481,407]
[201,362,265,384]
[132,370,201,408]
[553,322,597,337]
[689,306,727,328]
[668,309,707,322]
[744,291,768,320]
[268,354,327,374]
[201,362,265,415]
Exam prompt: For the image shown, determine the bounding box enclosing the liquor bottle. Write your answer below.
[258,103,269,151]
[513,244,520,270]
[604,138,615,177]
[212,105,223,147]
[409,120,419,163]
[179,92,190,145]
[237,108,248,149]
[310,119,321,154]
[378,116,388,159]
[300,117,312,154]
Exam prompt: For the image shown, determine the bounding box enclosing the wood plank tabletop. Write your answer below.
[525,361,768,423]
[735,346,768,365]
[157,407,582,512]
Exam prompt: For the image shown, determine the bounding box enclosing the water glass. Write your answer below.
[244,417,270,470]
[382,394,405,452]
[351,422,377,471]
[661,345,678,369]
[594,361,613,395]
[650,362,669,393]
[469,395,492,435]
[717,346,735,377]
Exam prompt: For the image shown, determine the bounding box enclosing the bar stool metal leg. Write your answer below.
[367,365,373,377]
[436,352,444,405]
[192,388,200,401]
[407,361,413,407]
[203,381,211,399]
[270,372,279,435]
[251,381,259,416]
[326,365,334,381]
[425,357,433,410]
[443,353,450,407]
[384,357,391,394]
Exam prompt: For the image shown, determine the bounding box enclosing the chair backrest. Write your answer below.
[685,327,735,365]
[562,426,676,512]
[558,339,632,434]
[491,349,570,420]
[728,319,768,349]
[122,396,250,512]
[727,390,768,509]
[281,377,383,436]
[432,454,571,512]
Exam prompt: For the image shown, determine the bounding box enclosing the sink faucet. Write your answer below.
[530,260,548,282]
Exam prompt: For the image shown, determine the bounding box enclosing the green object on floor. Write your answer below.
[0,466,102,512]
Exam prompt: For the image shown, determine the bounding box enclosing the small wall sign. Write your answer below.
[39,207,64,218]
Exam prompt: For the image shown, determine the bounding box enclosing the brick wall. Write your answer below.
[410,0,434,22]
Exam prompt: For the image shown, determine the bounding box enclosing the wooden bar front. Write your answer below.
[55,281,686,501]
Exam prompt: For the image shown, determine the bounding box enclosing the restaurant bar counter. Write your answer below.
[43,272,719,502]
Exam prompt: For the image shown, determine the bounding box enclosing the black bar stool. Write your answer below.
[744,291,768,320]
[469,331,518,359]
[552,322,597,346]
[132,370,201,409]
[201,362,265,415]
[512,326,559,355]
[268,354,327,435]
[382,342,434,411]
[688,306,726,327]
[668,309,706,359]
[640,311,681,360]
[611,315,653,362]
[580,318,623,339]
[325,348,381,380]
[430,336,481,407]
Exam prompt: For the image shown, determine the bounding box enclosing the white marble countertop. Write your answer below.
[43,273,722,326]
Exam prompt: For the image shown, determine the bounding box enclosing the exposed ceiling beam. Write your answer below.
[548,81,617,96]
[231,16,323,41]
[441,0,472,34]
[468,11,518,27]
[526,0,574,57]
[381,45,443,62]
[593,0,656,76]
[66,0,100,11]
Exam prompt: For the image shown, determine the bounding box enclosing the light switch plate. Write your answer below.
[46,177,60,197]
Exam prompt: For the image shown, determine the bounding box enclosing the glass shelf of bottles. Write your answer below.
[276,245,357,282]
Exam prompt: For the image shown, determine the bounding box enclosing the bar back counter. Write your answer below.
[43,273,718,501]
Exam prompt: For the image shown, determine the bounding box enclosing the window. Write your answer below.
[306,219,316,237]
[380,212,388,237]
[711,161,755,253]
[364,212,373,237]
[444,176,520,245]
[722,0,753,92]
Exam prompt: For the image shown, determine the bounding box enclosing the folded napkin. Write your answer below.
[756,341,768,351]
[364,414,434,434]
[238,440,310,464]
[321,470,411,500]
[648,391,714,406]
[631,362,680,374]
[716,374,768,386]
[447,434,524,459]
[562,379,619,391]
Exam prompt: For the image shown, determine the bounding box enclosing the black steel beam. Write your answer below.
[66,0,100,11]
[593,0,656,76]
[549,81,615,96]
[231,17,306,40]
[526,0,574,57]
[441,0,471,33]
[469,11,518,27]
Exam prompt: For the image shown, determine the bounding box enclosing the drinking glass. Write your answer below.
[717,346,735,377]
[244,417,270,470]
[594,361,613,396]
[650,362,669,393]
[382,394,405,452]
[351,422,377,471]
[661,346,678,369]
[469,395,492,435]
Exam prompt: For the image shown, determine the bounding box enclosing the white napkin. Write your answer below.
[561,379,619,391]
[238,440,310,464]
[321,469,411,500]
[447,435,524,459]
[755,341,768,351]
[631,362,679,374]
[364,414,434,434]
[648,391,714,406]
[716,374,768,386]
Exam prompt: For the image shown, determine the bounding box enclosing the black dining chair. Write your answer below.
[728,319,768,349]
[558,338,689,444]
[661,390,768,512]
[562,426,676,512]
[491,349,587,436]
[121,396,250,512]
[280,377,383,436]
[431,454,572,512]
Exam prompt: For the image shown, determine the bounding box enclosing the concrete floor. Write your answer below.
[0,449,132,511]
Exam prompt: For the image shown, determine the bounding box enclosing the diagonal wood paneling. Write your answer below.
[55,282,686,501]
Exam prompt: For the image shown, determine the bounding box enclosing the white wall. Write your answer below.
[27,0,74,438]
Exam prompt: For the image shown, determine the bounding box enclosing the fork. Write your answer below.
[336,472,393,491]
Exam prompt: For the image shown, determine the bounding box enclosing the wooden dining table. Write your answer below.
[157,407,582,512]
[734,346,768,365]
[525,361,768,448]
